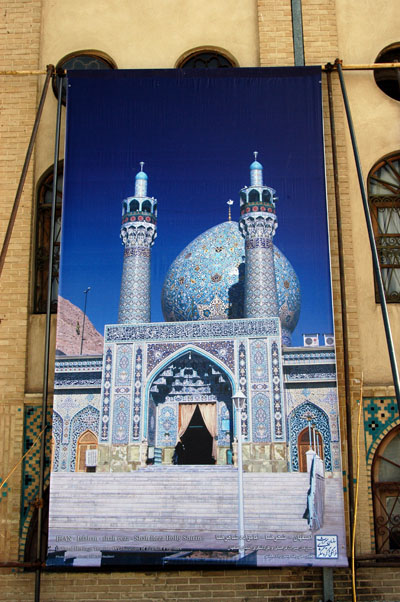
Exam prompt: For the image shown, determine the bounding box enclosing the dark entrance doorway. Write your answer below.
[180,406,214,465]
[298,427,324,472]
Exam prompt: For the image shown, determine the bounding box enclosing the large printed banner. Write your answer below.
[48,68,347,568]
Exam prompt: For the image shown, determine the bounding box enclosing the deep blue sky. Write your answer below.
[60,68,333,346]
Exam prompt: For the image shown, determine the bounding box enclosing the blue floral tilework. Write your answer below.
[161,221,300,337]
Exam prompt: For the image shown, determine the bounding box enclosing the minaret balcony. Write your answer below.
[122,212,157,226]
[239,186,276,207]
[240,202,275,216]
[122,196,158,216]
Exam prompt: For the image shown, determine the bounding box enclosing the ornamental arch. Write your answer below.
[372,425,400,553]
[288,401,332,472]
[144,346,235,464]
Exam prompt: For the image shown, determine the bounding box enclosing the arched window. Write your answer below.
[262,189,271,204]
[249,189,260,204]
[374,43,400,102]
[75,430,98,472]
[141,200,152,213]
[372,426,400,553]
[176,47,237,69]
[54,50,117,104]
[130,199,139,212]
[368,152,400,302]
[34,163,63,313]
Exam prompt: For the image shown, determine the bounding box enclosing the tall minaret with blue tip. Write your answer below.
[239,153,279,319]
[118,163,157,323]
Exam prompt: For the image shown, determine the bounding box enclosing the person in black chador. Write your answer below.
[172,440,185,465]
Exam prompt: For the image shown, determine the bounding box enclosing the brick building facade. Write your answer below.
[1,0,399,599]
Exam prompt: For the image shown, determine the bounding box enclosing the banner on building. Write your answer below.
[48,68,347,568]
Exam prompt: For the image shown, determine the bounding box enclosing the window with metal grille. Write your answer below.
[374,43,400,102]
[368,152,400,302]
[177,47,237,69]
[34,164,63,314]
[372,426,400,554]
[53,50,117,104]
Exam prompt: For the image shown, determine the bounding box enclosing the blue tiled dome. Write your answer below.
[161,221,301,341]
[136,171,148,180]
[250,160,263,170]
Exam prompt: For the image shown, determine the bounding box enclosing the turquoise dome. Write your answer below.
[250,160,263,170]
[161,221,301,343]
[136,171,148,180]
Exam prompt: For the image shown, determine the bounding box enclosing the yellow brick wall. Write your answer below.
[257,0,295,66]
[0,0,42,565]
[303,0,339,65]
[0,567,399,601]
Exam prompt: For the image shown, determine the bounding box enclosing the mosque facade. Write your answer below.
[52,157,340,477]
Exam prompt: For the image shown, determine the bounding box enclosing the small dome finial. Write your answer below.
[250,151,263,185]
[135,161,148,195]
[227,199,234,222]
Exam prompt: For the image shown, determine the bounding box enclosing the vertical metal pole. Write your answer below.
[336,61,400,413]
[290,0,305,66]
[326,67,356,600]
[34,71,64,602]
[0,65,53,277]
[80,287,91,355]
[236,407,245,558]
[323,567,334,601]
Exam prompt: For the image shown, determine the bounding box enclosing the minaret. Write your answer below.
[239,153,279,319]
[118,163,157,323]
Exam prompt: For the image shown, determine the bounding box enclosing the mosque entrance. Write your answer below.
[298,427,324,472]
[179,405,215,465]
[148,350,233,465]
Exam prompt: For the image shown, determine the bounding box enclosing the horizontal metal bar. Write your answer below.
[1,63,399,76]
[0,69,51,75]
[323,62,400,71]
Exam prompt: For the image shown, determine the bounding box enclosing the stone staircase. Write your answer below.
[49,466,343,537]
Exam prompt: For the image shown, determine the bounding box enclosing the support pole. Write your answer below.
[236,406,245,558]
[323,567,334,601]
[336,59,400,413]
[290,0,305,66]
[0,65,53,277]
[34,70,64,602]
[233,391,246,560]
[80,287,91,355]
[326,66,356,599]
